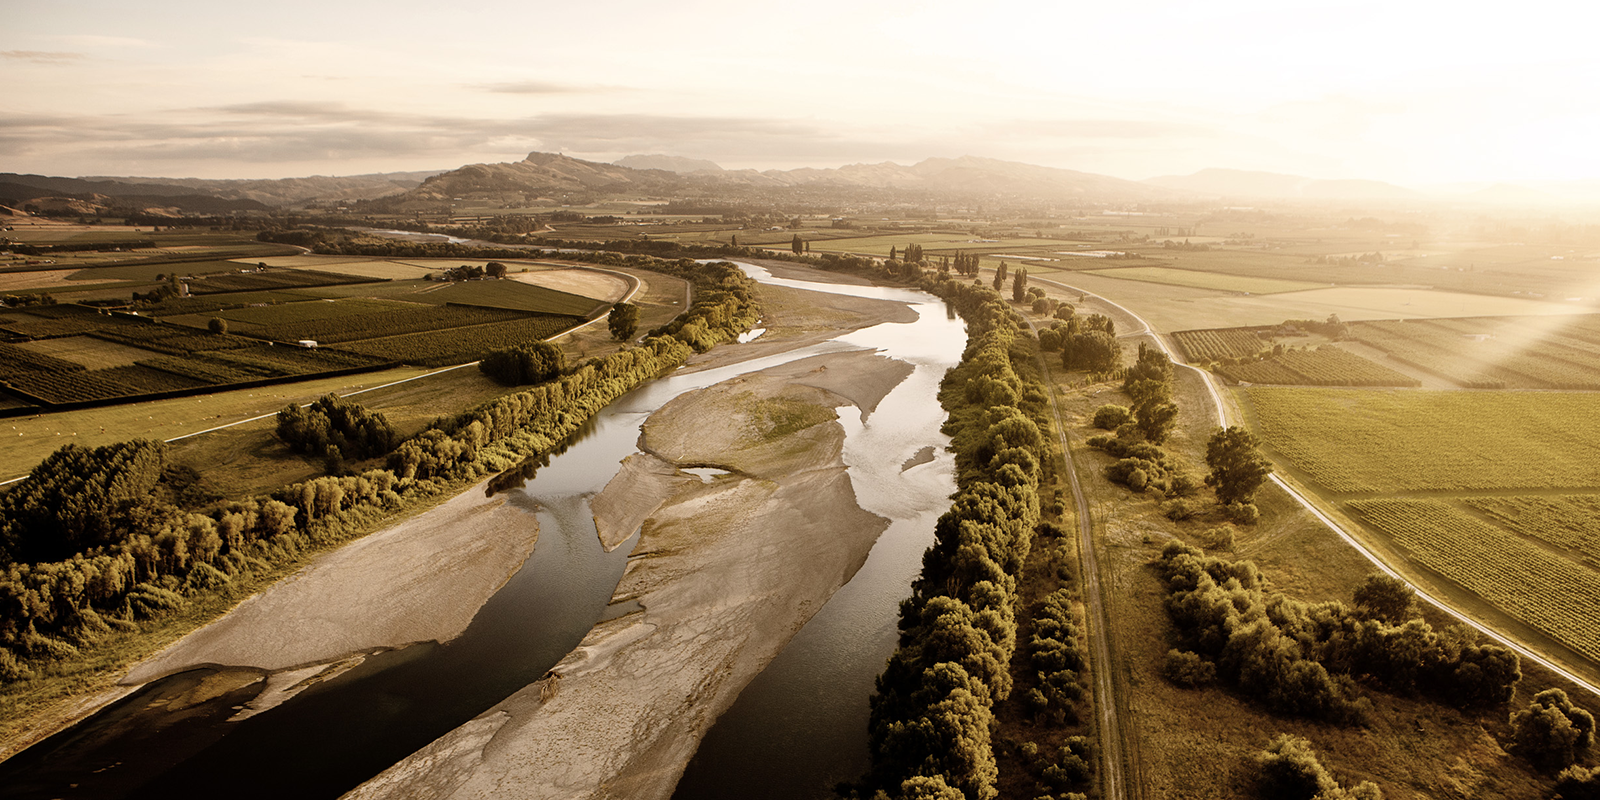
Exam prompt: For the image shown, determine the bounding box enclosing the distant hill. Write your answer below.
[80,170,443,205]
[0,176,271,214]
[615,154,724,174]
[1144,168,1418,200]
[395,151,1170,207]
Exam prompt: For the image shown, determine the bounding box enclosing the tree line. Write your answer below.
[0,258,760,685]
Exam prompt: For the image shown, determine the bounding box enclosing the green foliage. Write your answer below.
[1163,649,1217,687]
[1156,542,1521,717]
[608,301,640,341]
[1557,765,1600,800]
[0,440,169,564]
[1352,573,1419,624]
[479,342,566,386]
[1255,734,1383,800]
[1060,331,1119,373]
[1509,688,1596,771]
[208,317,227,334]
[1205,426,1272,505]
[1091,404,1131,430]
[276,394,398,463]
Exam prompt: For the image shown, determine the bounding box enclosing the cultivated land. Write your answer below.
[8,198,1600,798]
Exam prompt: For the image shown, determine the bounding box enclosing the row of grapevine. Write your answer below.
[334,314,581,367]
[185,269,376,294]
[1350,318,1600,389]
[0,342,86,380]
[1348,498,1600,662]
[1173,327,1268,361]
[1465,495,1600,567]
[1218,347,1420,387]
[250,303,528,345]
[1248,388,1600,493]
[7,365,207,403]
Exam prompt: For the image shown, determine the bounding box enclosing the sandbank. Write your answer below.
[346,348,912,800]
[123,482,540,685]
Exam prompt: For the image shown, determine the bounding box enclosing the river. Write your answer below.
[0,263,963,799]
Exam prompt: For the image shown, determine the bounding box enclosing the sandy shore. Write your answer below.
[345,347,911,800]
[123,483,541,685]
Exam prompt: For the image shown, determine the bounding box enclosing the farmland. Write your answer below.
[1349,314,1600,389]
[1216,346,1420,387]
[1084,265,1327,294]
[1347,498,1600,662]
[1246,388,1600,493]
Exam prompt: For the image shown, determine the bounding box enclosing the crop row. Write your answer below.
[1348,498,1600,662]
[0,342,86,378]
[185,269,375,295]
[1248,388,1600,493]
[206,344,382,374]
[217,298,407,327]
[1464,495,1600,567]
[6,365,207,403]
[1173,328,1268,361]
[1351,318,1600,389]
[335,314,581,367]
[1218,347,1420,387]
[252,303,528,345]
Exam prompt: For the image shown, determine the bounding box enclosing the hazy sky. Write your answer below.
[4,0,1594,184]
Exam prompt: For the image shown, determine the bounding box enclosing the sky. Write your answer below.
[4,0,1597,186]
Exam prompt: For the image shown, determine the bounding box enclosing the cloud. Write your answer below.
[1,51,87,64]
[477,80,598,95]
[987,118,1219,140]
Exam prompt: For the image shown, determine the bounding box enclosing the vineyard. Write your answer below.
[184,268,378,294]
[1349,315,1600,389]
[248,303,528,345]
[1173,327,1270,360]
[1217,346,1420,387]
[1464,495,1600,566]
[1347,498,1600,662]
[334,314,583,367]
[1247,388,1600,492]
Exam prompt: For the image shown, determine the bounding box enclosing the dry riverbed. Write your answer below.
[347,348,912,800]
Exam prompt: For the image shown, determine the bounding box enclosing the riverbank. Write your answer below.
[346,347,911,800]
[123,483,541,684]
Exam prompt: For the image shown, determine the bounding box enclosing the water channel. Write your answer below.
[0,263,963,799]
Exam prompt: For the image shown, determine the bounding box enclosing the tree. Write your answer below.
[607,301,640,341]
[1352,574,1419,623]
[1062,331,1120,372]
[1205,426,1272,505]
[208,317,227,335]
[792,234,804,255]
[1011,266,1029,303]
[1134,400,1179,444]
[1511,688,1596,771]
[485,261,507,279]
[992,261,1009,291]
[730,233,738,247]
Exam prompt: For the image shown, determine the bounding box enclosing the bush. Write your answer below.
[1510,688,1596,771]
[1162,497,1200,521]
[478,341,566,386]
[1255,734,1382,800]
[1163,649,1217,687]
[1091,404,1132,430]
[1224,501,1260,525]
[1201,525,1236,551]
[1557,765,1600,800]
[1352,573,1419,623]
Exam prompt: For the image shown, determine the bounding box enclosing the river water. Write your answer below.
[0,264,962,799]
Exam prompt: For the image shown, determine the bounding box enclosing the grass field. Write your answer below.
[0,365,432,480]
[13,336,157,369]
[1248,388,1600,493]
[1085,266,1328,294]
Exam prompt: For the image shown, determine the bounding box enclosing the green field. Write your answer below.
[1248,388,1600,493]
[1086,266,1327,294]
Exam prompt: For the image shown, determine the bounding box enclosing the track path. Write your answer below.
[1026,272,1600,702]
[1022,316,1132,800]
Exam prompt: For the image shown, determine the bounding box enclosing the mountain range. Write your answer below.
[4,154,1597,214]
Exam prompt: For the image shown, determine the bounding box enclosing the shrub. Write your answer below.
[1224,502,1260,525]
[1163,649,1218,687]
[1201,526,1236,551]
[1092,404,1132,430]
[1510,688,1596,771]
